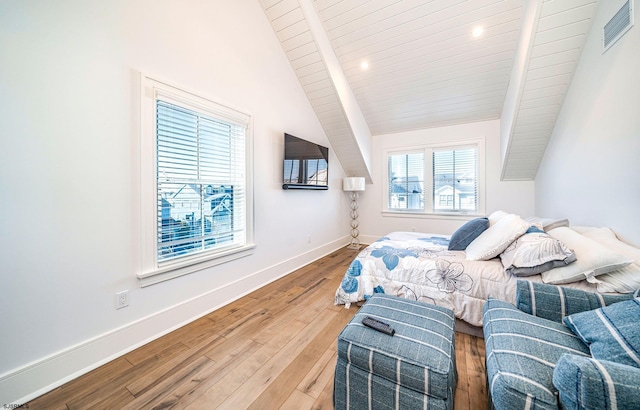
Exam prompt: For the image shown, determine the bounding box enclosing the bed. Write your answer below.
[334,221,640,327]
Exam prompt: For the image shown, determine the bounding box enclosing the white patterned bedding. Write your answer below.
[334,231,599,326]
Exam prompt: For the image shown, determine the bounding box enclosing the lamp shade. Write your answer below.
[343,177,365,192]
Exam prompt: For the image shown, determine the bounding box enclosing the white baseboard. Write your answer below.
[0,236,350,405]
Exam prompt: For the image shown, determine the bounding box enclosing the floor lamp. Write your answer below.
[343,177,365,250]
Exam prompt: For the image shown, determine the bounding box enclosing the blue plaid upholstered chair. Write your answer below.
[483,280,640,410]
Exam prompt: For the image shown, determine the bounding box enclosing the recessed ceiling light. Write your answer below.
[472,26,484,38]
[360,61,369,70]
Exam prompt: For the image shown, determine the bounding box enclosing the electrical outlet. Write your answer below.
[307,235,311,243]
[115,290,129,309]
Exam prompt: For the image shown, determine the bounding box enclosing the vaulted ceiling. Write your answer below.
[259,0,599,181]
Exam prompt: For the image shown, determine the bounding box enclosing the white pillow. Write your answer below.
[466,214,530,261]
[581,227,640,293]
[541,227,633,285]
[488,210,510,226]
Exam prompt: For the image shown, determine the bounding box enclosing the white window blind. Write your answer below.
[387,152,424,210]
[385,143,480,214]
[433,148,477,212]
[156,100,247,262]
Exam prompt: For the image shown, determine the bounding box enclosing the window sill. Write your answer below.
[381,210,484,221]
[137,243,256,287]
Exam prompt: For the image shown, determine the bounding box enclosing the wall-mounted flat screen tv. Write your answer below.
[282,133,329,190]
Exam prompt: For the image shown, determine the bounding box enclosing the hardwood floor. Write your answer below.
[28,247,487,409]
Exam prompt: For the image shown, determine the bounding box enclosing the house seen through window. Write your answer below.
[156,100,244,262]
[433,148,478,212]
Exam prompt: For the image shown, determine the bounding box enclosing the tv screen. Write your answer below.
[282,133,329,190]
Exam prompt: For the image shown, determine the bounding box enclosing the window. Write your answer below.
[387,151,424,210]
[385,142,482,215]
[433,148,478,212]
[138,74,254,286]
[439,195,453,207]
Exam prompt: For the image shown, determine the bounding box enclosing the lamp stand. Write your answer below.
[347,191,361,250]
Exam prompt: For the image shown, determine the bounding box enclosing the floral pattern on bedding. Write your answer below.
[334,231,518,326]
[426,259,473,293]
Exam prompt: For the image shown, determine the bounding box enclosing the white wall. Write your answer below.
[0,0,350,403]
[358,120,535,241]
[536,1,640,246]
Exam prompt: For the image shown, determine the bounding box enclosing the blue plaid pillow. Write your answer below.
[564,298,640,368]
[516,280,639,323]
[553,354,640,409]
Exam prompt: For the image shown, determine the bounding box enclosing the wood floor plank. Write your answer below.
[203,335,257,362]
[296,349,338,399]
[246,268,309,300]
[66,342,190,409]
[455,332,470,392]
[26,246,488,410]
[217,311,340,409]
[182,319,310,409]
[311,374,336,410]
[204,295,258,321]
[126,331,191,366]
[205,299,261,334]
[170,340,265,409]
[125,332,225,397]
[245,308,355,409]
[88,386,136,409]
[27,357,133,409]
[454,386,471,410]
[249,303,305,345]
[468,369,488,410]
[287,277,329,305]
[216,307,272,340]
[25,391,71,410]
[290,283,344,323]
[468,334,486,372]
[466,333,487,409]
[172,315,222,348]
[280,389,316,410]
[122,356,217,410]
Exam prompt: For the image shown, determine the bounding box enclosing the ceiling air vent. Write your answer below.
[603,0,634,52]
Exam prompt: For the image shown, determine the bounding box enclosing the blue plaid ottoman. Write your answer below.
[334,294,457,410]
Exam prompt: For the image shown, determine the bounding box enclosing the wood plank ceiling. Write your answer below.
[259,0,598,181]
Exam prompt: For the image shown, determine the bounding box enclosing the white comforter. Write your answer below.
[334,231,598,326]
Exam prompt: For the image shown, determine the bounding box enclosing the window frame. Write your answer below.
[382,139,485,218]
[137,73,255,287]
